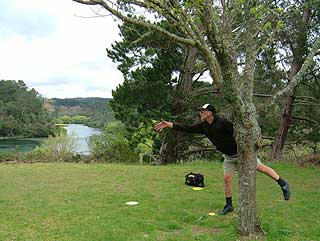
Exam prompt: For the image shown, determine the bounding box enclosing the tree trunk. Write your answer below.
[159,46,197,164]
[217,48,263,235]
[271,94,295,158]
[235,110,263,236]
[215,19,263,233]
[159,133,179,164]
[271,8,311,158]
[172,46,198,113]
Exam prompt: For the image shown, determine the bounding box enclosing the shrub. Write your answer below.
[89,121,139,163]
[0,151,29,163]
[32,133,77,162]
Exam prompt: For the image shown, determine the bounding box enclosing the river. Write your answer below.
[64,124,103,155]
[0,124,103,155]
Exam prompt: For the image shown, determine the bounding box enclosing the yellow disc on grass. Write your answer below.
[192,187,203,191]
[208,212,216,216]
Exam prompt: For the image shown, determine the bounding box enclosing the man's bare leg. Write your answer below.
[219,172,235,215]
[257,163,279,180]
[257,163,291,200]
[224,172,233,197]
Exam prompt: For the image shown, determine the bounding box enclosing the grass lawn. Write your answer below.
[0,161,319,241]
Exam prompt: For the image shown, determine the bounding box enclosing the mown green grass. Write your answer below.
[0,161,319,241]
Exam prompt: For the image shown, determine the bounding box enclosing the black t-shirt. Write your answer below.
[172,115,237,156]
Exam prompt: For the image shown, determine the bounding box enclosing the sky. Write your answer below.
[0,0,124,99]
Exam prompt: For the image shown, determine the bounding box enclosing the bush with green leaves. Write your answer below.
[32,133,77,162]
[89,121,139,163]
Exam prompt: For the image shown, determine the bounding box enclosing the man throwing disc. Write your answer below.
[154,104,291,215]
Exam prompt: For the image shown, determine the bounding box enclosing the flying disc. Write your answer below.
[208,212,216,216]
[192,187,203,191]
[125,201,139,206]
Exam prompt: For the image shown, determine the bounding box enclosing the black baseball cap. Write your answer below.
[197,104,216,113]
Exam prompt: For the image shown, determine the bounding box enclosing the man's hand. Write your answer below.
[154,120,173,132]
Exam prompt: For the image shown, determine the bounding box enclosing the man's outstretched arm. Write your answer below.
[154,120,204,134]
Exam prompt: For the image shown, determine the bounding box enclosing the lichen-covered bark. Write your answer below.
[233,36,263,235]
[235,104,262,235]
[218,39,263,235]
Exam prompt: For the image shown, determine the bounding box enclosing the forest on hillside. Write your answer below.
[0,80,53,137]
[50,97,113,128]
[0,80,113,138]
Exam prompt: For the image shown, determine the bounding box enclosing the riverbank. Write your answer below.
[0,136,30,140]
[0,124,102,155]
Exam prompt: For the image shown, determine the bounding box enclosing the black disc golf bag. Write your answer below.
[185,172,204,187]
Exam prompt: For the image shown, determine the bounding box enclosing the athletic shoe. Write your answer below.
[281,182,291,200]
[218,205,234,215]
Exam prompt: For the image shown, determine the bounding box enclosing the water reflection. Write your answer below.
[63,124,103,155]
[0,124,103,155]
[0,138,44,152]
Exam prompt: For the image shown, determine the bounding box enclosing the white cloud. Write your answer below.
[0,0,123,98]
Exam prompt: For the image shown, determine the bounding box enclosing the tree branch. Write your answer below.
[295,95,320,102]
[73,0,98,5]
[271,37,320,104]
[291,116,319,125]
[292,101,320,106]
[72,0,197,47]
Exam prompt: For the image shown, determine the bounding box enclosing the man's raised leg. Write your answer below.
[257,163,291,200]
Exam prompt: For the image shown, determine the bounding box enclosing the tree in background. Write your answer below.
[0,80,53,137]
[107,22,221,163]
[252,1,320,159]
[73,0,320,236]
[270,0,320,158]
[289,61,320,154]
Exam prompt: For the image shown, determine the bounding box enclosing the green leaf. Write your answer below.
[250,7,257,15]
[276,20,284,29]
[263,22,272,31]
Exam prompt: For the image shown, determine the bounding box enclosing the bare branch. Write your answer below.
[295,95,320,102]
[193,70,206,82]
[292,101,320,106]
[253,94,272,98]
[271,37,320,103]
[72,0,197,47]
[292,116,319,124]
[73,0,98,5]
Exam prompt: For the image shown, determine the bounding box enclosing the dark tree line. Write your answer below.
[0,80,53,137]
[51,97,113,128]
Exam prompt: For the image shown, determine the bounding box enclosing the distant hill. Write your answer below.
[51,97,109,107]
[50,97,113,128]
